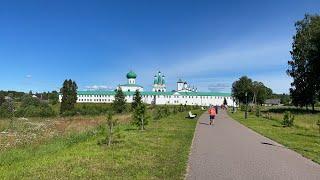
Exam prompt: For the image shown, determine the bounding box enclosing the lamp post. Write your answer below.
[245,92,248,119]
[232,97,235,113]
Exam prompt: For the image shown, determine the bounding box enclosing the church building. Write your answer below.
[59,71,235,106]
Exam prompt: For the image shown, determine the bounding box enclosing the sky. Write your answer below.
[0,0,319,93]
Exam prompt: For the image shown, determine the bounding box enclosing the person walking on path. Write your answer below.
[215,105,219,114]
[208,106,216,125]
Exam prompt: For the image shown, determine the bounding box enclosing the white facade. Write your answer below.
[117,71,144,92]
[176,79,197,92]
[59,71,235,107]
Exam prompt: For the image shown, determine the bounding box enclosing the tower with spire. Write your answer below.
[152,71,166,92]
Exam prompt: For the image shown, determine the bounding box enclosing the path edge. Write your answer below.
[184,112,205,180]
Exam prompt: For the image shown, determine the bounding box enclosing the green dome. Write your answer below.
[126,71,137,79]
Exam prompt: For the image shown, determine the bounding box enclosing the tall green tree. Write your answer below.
[132,90,142,110]
[287,14,320,111]
[112,88,126,113]
[132,103,148,130]
[232,76,253,104]
[60,79,78,114]
[252,81,272,105]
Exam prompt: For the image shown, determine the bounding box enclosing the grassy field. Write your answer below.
[0,110,201,179]
[228,108,320,164]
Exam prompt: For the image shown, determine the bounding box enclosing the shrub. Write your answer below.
[0,102,14,118]
[132,104,148,130]
[16,103,56,118]
[240,104,251,112]
[172,106,178,114]
[154,107,164,120]
[98,111,120,146]
[179,104,184,112]
[282,111,294,127]
[255,106,261,117]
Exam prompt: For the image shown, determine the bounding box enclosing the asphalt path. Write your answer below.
[186,110,320,180]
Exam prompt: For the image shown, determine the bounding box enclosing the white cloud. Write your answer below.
[165,39,290,77]
[208,83,230,92]
[25,75,32,79]
[84,85,114,91]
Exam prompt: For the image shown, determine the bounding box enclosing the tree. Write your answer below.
[252,81,271,105]
[48,91,59,105]
[105,111,120,146]
[0,93,5,106]
[232,76,273,105]
[131,90,142,110]
[232,76,253,104]
[287,14,320,111]
[132,103,148,130]
[60,79,78,114]
[112,88,126,113]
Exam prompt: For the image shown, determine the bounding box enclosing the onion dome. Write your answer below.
[126,71,137,79]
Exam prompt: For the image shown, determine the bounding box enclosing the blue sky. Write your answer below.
[0,0,319,93]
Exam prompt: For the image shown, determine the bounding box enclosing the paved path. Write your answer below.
[186,110,320,180]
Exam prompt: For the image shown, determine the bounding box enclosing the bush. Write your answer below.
[154,107,164,120]
[0,101,15,118]
[240,104,252,112]
[179,104,184,112]
[172,106,178,114]
[16,103,56,118]
[282,111,294,127]
[132,104,149,130]
[255,106,261,117]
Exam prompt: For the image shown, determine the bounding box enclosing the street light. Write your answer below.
[232,97,235,113]
[245,92,248,119]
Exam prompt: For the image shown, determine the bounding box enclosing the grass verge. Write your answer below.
[0,110,201,179]
[228,110,320,164]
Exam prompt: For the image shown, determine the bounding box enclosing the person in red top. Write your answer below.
[208,106,216,125]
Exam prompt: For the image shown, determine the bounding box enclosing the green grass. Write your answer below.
[0,110,201,179]
[228,109,320,164]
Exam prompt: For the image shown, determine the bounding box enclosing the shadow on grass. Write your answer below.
[294,132,320,138]
[272,124,282,128]
[124,127,137,131]
[265,107,320,114]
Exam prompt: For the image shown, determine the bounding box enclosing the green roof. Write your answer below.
[77,90,231,97]
[126,71,137,79]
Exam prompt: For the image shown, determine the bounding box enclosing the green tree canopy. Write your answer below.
[132,90,142,110]
[232,76,272,105]
[232,76,253,104]
[132,103,148,130]
[48,91,59,105]
[112,88,126,113]
[287,14,320,111]
[60,79,78,114]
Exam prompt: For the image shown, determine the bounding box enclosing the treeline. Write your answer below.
[0,94,56,118]
[0,90,59,118]
[0,90,59,104]
[287,14,320,111]
[232,76,273,105]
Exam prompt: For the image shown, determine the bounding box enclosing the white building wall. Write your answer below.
[59,94,235,106]
[119,86,143,92]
